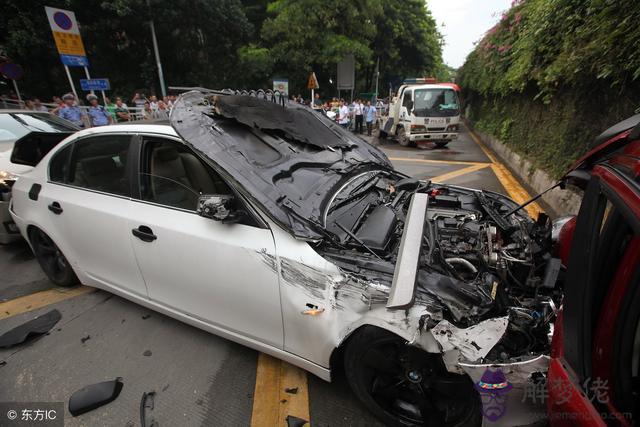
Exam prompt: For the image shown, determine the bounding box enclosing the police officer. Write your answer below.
[57,93,87,128]
[87,94,113,127]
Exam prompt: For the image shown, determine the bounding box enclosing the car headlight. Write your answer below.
[0,170,18,184]
[0,170,18,201]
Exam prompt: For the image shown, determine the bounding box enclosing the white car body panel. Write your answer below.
[126,198,283,348]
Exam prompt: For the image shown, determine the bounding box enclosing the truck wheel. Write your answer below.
[435,141,449,148]
[344,326,481,427]
[397,127,410,147]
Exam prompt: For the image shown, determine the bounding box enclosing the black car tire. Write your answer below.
[397,127,410,147]
[344,326,481,427]
[30,228,78,287]
[435,141,449,148]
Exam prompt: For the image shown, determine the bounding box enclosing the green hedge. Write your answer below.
[459,0,640,178]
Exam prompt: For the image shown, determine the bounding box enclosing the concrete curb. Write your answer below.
[466,123,582,217]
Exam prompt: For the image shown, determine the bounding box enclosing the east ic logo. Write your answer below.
[475,368,512,422]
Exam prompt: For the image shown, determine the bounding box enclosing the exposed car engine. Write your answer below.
[319,170,562,362]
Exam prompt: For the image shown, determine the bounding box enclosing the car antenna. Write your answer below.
[502,180,564,218]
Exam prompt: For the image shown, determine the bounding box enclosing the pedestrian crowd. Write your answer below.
[9,89,384,135]
[12,91,178,128]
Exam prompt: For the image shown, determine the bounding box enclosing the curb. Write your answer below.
[465,121,582,217]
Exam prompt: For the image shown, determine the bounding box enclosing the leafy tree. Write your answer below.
[0,0,251,100]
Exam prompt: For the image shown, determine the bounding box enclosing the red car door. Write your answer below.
[548,158,640,426]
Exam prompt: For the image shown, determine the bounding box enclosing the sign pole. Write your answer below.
[83,66,95,97]
[12,79,22,105]
[64,65,79,100]
[100,90,107,105]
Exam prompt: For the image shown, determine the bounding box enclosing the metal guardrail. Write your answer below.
[0,98,154,122]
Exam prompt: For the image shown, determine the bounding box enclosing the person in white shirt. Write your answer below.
[354,98,364,134]
[338,101,350,128]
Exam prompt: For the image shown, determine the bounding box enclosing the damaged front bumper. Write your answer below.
[413,316,549,426]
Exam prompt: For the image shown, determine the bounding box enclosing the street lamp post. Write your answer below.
[147,0,167,98]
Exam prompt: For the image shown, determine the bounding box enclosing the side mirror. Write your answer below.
[197,194,235,221]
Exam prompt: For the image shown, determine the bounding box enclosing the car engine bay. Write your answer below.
[318,170,562,363]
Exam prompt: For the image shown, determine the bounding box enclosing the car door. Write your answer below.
[549,168,640,425]
[126,134,283,348]
[43,133,149,298]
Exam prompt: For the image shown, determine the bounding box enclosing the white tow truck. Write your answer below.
[379,78,461,148]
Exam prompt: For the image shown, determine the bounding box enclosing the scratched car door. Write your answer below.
[127,135,283,348]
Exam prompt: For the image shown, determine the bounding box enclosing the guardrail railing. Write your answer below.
[0,98,155,122]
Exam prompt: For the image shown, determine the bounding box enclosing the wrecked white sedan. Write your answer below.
[10,90,560,426]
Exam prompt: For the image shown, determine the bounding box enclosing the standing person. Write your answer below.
[354,98,364,134]
[33,98,48,112]
[149,95,159,117]
[364,100,376,136]
[86,94,113,127]
[338,101,349,129]
[57,93,87,128]
[50,96,64,114]
[132,93,147,118]
[313,93,322,109]
[114,97,130,122]
[142,101,153,120]
[24,99,35,110]
[156,100,169,119]
[104,97,117,120]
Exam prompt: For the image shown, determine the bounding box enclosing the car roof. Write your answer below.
[71,123,178,139]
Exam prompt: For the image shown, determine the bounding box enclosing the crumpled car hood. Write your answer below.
[170,91,393,240]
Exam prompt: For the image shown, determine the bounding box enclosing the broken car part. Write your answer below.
[0,309,61,348]
[68,378,124,416]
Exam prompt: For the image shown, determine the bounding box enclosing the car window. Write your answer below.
[49,144,73,183]
[65,135,132,196]
[0,114,29,144]
[140,138,231,211]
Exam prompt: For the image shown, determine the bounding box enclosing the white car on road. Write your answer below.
[10,91,559,426]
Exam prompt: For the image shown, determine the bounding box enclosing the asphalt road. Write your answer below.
[0,125,539,426]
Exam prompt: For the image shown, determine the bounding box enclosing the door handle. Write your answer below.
[132,225,157,242]
[48,202,63,215]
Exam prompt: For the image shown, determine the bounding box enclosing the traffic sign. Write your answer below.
[307,72,319,90]
[80,78,110,91]
[0,63,24,80]
[45,7,88,68]
[273,78,289,94]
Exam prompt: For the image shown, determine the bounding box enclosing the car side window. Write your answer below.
[49,143,72,183]
[64,135,132,196]
[140,138,231,211]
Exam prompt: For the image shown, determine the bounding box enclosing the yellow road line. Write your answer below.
[251,354,310,427]
[0,286,95,320]
[430,163,491,183]
[388,156,489,166]
[466,127,544,219]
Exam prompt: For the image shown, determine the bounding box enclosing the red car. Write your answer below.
[548,114,640,426]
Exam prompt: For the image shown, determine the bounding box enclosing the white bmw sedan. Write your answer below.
[10,91,558,427]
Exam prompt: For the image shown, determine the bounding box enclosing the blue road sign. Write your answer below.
[80,78,110,91]
[60,54,89,67]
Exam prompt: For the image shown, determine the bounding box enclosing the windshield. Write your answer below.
[413,89,459,117]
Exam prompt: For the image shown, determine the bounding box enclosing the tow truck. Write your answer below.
[379,78,461,148]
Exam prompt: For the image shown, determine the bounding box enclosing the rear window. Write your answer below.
[0,114,29,146]
[11,133,72,167]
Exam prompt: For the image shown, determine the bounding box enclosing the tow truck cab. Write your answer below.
[380,79,461,148]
